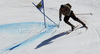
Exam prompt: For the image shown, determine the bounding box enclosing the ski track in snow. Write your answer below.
[89,24,100,45]
[91,25,100,44]
[78,24,100,54]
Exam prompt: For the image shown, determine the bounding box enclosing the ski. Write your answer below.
[67,25,88,34]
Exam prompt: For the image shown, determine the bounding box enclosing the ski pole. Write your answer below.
[57,21,60,28]
[75,13,92,15]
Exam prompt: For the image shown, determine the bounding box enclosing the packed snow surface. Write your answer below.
[0,0,100,54]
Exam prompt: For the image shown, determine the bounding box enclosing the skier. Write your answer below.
[59,3,88,31]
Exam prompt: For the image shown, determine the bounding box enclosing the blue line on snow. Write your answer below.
[0,22,56,54]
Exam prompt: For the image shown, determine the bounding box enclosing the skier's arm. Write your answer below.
[59,8,62,21]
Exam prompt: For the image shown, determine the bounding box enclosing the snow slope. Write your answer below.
[0,0,100,54]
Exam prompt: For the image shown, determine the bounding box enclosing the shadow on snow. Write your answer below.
[35,31,69,49]
[35,26,84,49]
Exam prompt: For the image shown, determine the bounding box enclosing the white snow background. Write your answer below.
[0,0,100,54]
